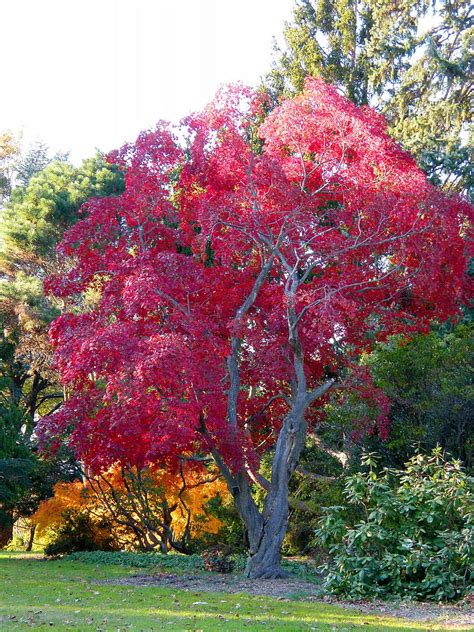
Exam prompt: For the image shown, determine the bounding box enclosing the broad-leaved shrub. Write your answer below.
[315,449,473,601]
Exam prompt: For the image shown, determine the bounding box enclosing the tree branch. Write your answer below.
[305,378,335,405]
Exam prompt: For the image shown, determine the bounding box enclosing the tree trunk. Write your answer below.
[25,524,36,551]
[219,255,335,579]
[0,520,14,549]
[245,498,289,578]
[239,405,308,579]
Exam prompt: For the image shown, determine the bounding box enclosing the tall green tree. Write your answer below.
[0,155,124,411]
[266,0,473,198]
[387,1,473,194]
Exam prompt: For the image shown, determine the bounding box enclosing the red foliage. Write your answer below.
[39,79,472,474]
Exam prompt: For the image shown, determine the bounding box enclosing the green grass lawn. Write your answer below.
[0,552,468,631]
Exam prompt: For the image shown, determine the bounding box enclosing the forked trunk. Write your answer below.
[245,495,290,578]
[238,406,307,579]
[220,257,335,579]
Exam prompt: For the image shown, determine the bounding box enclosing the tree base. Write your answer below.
[245,561,290,579]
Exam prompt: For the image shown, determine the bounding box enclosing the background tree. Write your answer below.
[363,324,473,469]
[0,399,30,547]
[387,0,473,195]
[266,0,473,198]
[0,155,125,427]
[0,155,124,548]
[1,135,70,206]
[40,80,470,578]
[0,394,76,548]
[0,131,20,206]
[32,466,226,554]
[309,321,473,477]
[15,140,69,188]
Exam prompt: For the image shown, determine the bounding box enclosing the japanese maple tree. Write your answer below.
[40,79,471,578]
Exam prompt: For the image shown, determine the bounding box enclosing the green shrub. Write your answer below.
[195,492,246,553]
[67,550,206,571]
[315,449,473,602]
[44,509,117,556]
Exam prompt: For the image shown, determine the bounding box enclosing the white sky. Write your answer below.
[1,0,294,163]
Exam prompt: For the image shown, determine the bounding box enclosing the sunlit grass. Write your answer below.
[0,552,469,631]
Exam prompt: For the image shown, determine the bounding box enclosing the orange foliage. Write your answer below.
[32,465,228,550]
[32,481,89,536]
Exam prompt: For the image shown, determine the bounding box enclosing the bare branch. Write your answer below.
[306,378,335,405]
[244,391,290,426]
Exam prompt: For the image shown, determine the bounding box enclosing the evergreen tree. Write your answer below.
[0,155,124,392]
[15,140,69,188]
[388,0,473,194]
[266,0,473,198]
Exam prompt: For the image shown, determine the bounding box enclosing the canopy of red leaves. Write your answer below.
[39,79,472,473]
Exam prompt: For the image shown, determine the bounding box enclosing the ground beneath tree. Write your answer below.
[327,596,473,628]
[100,571,473,628]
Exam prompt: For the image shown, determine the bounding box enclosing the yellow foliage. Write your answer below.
[167,472,228,539]
[32,465,229,550]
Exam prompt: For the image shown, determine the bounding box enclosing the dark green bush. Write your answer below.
[195,492,246,553]
[44,509,117,556]
[315,449,473,602]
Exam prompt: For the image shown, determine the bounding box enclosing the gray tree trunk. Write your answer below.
[242,405,307,578]
[215,241,334,579]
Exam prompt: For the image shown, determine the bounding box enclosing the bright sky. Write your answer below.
[1,0,294,164]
